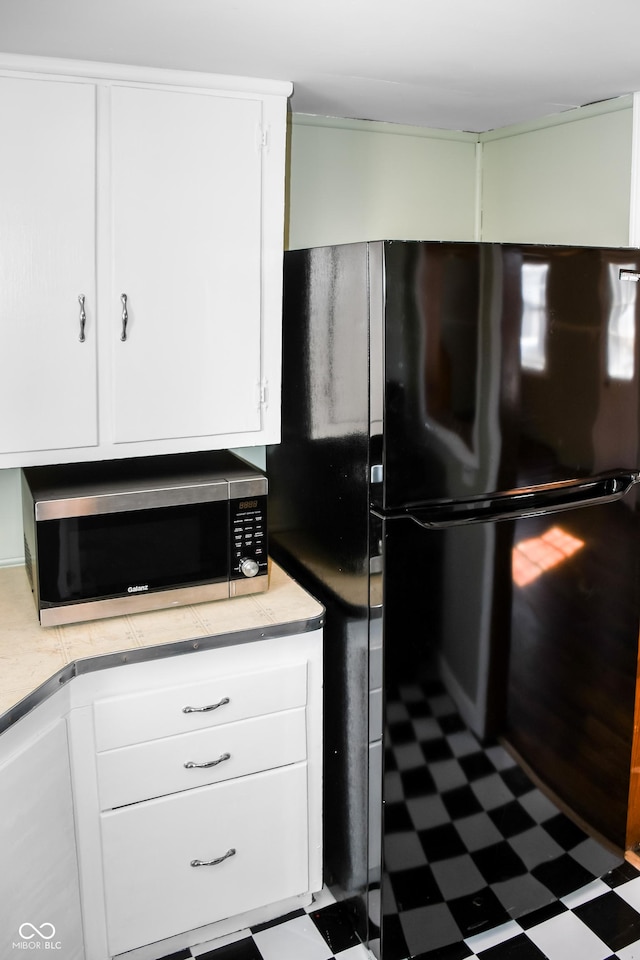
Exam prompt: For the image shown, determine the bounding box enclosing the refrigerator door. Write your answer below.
[380,491,639,958]
[380,242,640,511]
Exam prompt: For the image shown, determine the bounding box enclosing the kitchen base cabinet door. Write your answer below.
[0,718,84,958]
[101,762,309,955]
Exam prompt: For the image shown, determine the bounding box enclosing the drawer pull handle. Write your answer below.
[182,697,230,714]
[191,847,236,868]
[184,752,231,770]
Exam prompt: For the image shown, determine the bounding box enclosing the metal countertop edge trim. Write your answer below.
[0,610,325,737]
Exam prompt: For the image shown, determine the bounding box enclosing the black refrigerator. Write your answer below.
[267,241,640,959]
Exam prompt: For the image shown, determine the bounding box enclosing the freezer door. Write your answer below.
[381,241,640,509]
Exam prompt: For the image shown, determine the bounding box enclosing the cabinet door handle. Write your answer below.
[191,848,236,868]
[182,697,230,714]
[184,752,231,770]
[120,293,128,341]
[78,295,86,342]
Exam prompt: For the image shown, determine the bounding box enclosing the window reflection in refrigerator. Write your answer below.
[512,524,585,586]
[607,265,637,382]
[520,261,549,373]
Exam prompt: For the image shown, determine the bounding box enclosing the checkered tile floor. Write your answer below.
[153,886,372,960]
[154,679,640,960]
[154,867,640,960]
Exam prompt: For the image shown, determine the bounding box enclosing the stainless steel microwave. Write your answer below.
[21,451,268,626]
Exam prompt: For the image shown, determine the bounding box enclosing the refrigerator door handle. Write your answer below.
[372,470,640,528]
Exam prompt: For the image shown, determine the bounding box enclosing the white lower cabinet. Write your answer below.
[69,628,323,959]
[102,763,310,955]
[0,702,84,958]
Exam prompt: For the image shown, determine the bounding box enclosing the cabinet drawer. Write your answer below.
[94,660,308,750]
[96,706,307,809]
[101,763,309,956]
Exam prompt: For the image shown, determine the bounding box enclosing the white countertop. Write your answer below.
[0,559,324,721]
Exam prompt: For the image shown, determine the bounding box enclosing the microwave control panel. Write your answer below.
[229,495,268,579]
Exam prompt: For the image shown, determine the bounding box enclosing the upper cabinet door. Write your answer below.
[109,85,263,445]
[0,76,98,454]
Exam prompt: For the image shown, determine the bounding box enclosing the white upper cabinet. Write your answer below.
[0,75,98,455]
[109,85,263,444]
[0,56,291,467]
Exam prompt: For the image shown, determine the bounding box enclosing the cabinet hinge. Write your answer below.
[257,125,269,150]
[258,379,269,407]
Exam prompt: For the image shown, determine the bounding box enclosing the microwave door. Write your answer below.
[36,501,230,607]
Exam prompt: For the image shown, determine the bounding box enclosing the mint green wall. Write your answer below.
[0,468,22,566]
[286,115,479,250]
[481,100,633,246]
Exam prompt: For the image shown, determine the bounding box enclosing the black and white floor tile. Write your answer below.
[153,865,640,960]
[154,886,372,960]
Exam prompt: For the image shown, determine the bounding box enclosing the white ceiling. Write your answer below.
[2,0,640,132]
